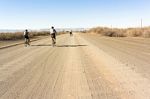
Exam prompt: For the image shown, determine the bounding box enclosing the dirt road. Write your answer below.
[0,33,150,99]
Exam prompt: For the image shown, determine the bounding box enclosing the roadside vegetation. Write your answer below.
[0,31,66,40]
[88,27,150,37]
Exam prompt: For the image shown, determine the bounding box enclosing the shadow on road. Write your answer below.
[31,44,52,46]
[31,44,87,47]
[56,45,87,47]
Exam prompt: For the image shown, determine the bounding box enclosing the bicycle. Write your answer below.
[52,38,56,47]
[24,38,30,47]
[51,34,56,47]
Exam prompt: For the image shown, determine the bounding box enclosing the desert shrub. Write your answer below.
[0,31,51,40]
[142,30,150,38]
[126,29,143,37]
[88,27,150,38]
[88,27,126,37]
[0,32,23,40]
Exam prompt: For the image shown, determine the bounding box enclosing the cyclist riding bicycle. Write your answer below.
[70,30,73,36]
[50,26,57,46]
[24,29,30,47]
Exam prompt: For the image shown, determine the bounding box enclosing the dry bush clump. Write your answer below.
[0,31,50,40]
[0,32,23,40]
[0,31,67,40]
[88,27,150,38]
[126,28,143,37]
[142,30,150,38]
[89,27,126,37]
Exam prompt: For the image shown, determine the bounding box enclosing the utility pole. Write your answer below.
[141,18,143,29]
[110,25,113,31]
[140,18,144,34]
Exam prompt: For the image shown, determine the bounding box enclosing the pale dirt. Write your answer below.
[0,33,150,99]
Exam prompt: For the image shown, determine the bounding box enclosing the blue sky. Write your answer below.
[0,0,150,29]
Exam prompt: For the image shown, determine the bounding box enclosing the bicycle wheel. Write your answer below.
[25,39,27,47]
[52,38,55,47]
[25,38,30,47]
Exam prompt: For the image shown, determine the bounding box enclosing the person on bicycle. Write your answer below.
[70,30,73,36]
[24,29,30,46]
[50,26,57,46]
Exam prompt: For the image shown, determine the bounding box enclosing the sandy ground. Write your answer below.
[0,33,150,99]
[0,36,48,47]
[0,40,22,47]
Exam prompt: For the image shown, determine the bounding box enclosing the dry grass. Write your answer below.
[0,32,23,40]
[88,27,150,37]
[0,31,49,40]
[0,31,66,40]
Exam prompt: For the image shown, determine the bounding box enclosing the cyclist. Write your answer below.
[24,29,30,47]
[70,30,73,36]
[50,26,57,46]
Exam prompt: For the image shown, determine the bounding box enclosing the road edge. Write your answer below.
[0,36,49,49]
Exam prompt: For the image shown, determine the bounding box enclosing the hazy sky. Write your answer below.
[0,0,150,29]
